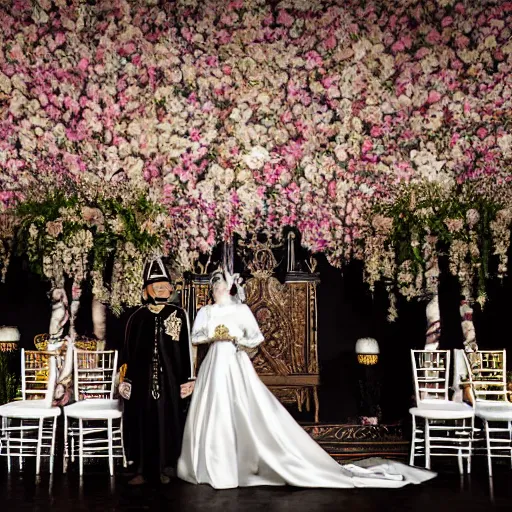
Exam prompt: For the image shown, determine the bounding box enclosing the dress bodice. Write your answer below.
[191,303,264,349]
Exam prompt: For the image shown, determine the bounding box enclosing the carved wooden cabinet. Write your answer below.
[246,272,320,423]
[183,267,321,423]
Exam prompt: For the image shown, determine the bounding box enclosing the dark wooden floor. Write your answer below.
[0,460,511,511]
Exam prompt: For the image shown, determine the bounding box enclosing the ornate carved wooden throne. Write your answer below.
[183,236,321,423]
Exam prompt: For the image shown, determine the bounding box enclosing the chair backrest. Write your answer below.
[462,350,508,402]
[73,349,118,400]
[21,349,59,401]
[411,349,451,403]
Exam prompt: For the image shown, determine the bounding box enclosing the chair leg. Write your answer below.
[485,420,493,478]
[456,419,463,476]
[63,415,69,473]
[5,417,11,473]
[50,417,57,474]
[19,420,23,468]
[409,415,416,466]
[425,419,431,470]
[108,418,114,476]
[120,418,127,468]
[467,417,474,474]
[79,419,84,476]
[71,428,75,463]
[508,421,512,469]
[36,418,44,475]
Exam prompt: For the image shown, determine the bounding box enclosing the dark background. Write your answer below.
[1,251,511,425]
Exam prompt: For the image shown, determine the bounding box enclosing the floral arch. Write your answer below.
[0,0,511,348]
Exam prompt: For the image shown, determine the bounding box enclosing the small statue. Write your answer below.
[118,257,195,485]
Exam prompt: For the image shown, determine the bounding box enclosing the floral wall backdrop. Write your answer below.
[0,0,511,324]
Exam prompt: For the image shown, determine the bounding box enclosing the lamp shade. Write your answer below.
[0,326,20,342]
[355,337,380,355]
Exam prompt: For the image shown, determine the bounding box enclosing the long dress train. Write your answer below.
[178,303,435,490]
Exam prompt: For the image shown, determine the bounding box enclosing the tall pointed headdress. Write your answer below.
[143,257,171,287]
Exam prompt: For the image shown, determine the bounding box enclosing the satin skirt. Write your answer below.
[177,341,435,489]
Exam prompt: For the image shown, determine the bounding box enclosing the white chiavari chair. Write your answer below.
[0,350,61,473]
[463,349,512,476]
[63,349,126,476]
[409,349,474,473]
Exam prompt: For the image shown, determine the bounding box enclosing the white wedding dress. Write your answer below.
[177,303,435,490]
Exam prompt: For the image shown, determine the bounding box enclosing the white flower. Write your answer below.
[0,72,12,94]
[127,121,142,137]
[351,117,363,133]
[124,157,144,181]
[242,146,270,170]
[236,168,252,183]
[359,184,375,195]
[497,134,512,158]
[410,148,453,188]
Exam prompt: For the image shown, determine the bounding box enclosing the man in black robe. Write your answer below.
[119,258,195,485]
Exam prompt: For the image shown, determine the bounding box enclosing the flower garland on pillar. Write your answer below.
[423,234,441,350]
[460,293,478,364]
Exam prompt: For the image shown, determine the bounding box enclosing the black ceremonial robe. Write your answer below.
[121,304,193,479]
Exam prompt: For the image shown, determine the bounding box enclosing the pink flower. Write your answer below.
[323,34,337,51]
[327,180,336,199]
[120,42,136,56]
[450,133,461,147]
[391,40,405,53]
[8,44,24,62]
[362,139,373,153]
[451,58,463,70]
[77,58,89,72]
[55,32,66,46]
[206,56,218,67]
[220,13,236,27]
[217,30,231,44]
[189,129,201,142]
[187,92,198,105]
[321,76,335,88]
[277,10,294,27]
[427,90,442,104]
[370,126,383,137]
[415,47,430,59]
[441,16,454,28]
[455,3,465,15]
[454,35,470,49]
[476,127,488,139]
[305,51,323,69]
[280,111,292,124]
[426,30,441,45]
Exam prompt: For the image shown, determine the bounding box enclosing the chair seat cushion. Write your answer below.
[475,401,512,421]
[410,401,474,420]
[64,399,122,419]
[0,400,61,419]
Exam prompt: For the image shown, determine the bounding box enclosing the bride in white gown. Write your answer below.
[177,268,435,490]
